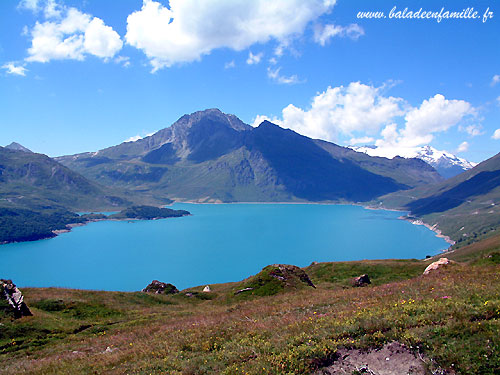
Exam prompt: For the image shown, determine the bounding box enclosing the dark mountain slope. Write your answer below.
[245,121,406,201]
[314,139,443,187]
[407,170,500,216]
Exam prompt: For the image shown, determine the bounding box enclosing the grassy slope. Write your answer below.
[437,228,500,263]
[377,152,500,243]
[1,237,499,375]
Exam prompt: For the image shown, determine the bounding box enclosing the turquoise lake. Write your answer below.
[0,204,449,291]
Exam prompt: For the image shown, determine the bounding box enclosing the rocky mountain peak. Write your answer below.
[5,142,32,153]
[171,108,252,133]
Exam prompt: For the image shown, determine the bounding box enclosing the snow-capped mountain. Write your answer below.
[351,145,477,179]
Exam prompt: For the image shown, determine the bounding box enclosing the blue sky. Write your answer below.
[0,0,499,163]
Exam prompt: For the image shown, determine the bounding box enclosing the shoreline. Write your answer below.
[401,216,455,246]
[0,214,191,246]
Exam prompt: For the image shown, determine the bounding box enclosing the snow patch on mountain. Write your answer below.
[351,145,477,179]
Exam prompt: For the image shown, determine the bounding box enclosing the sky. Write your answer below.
[0,0,499,163]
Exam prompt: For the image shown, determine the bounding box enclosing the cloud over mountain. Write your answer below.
[254,83,476,158]
[254,82,404,140]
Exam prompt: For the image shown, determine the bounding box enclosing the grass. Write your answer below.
[1,236,500,374]
[436,228,500,264]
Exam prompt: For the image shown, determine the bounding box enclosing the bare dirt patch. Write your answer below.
[316,341,428,375]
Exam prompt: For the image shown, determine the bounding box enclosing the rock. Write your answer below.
[0,279,32,318]
[352,274,371,287]
[203,285,211,292]
[237,264,316,297]
[142,280,179,294]
[235,287,254,295]
[423,258,455,275]
[269,264,316,288]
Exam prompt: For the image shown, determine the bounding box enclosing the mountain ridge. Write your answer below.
[56,109,443,203]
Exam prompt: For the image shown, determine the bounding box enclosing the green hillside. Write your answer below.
[0,146,132,211]
[377,152,500,243]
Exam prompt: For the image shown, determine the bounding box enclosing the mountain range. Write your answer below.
[56,109,442,203]
[351,145,476,179]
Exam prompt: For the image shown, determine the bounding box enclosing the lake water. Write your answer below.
[0,203,448,291]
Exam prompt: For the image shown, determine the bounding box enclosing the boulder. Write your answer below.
[202,285,211,292]
[142,280,179,294]
[423,258,455,275]
[352,274,371,287]
[268,264,316,288]
[0,279,32,318]
[234,264,316,298]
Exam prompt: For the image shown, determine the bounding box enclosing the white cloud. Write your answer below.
[262,82,404,140]
[464,124,483,137]
[491,74,500,86]
[125,0,336,71]
[405,94,471,132]
[224,60,235,69]
[124,135,143,143]
[456,141,469,153]
[43,0,61,18]
[114,55,131,67]
[246,51,263,65]
[254,83,477,156]
[19,0,62,17]
[25,2,122,63]
[267,67,301,85]
[18,0,40,12]
[2,62,28,76]
[376,94,473,149]
[493,129,500,140]
[349,136,374,145]
[124,131,156,143]
[252,114,274,127]
[83,18,123,59]
[313,23,364,46]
